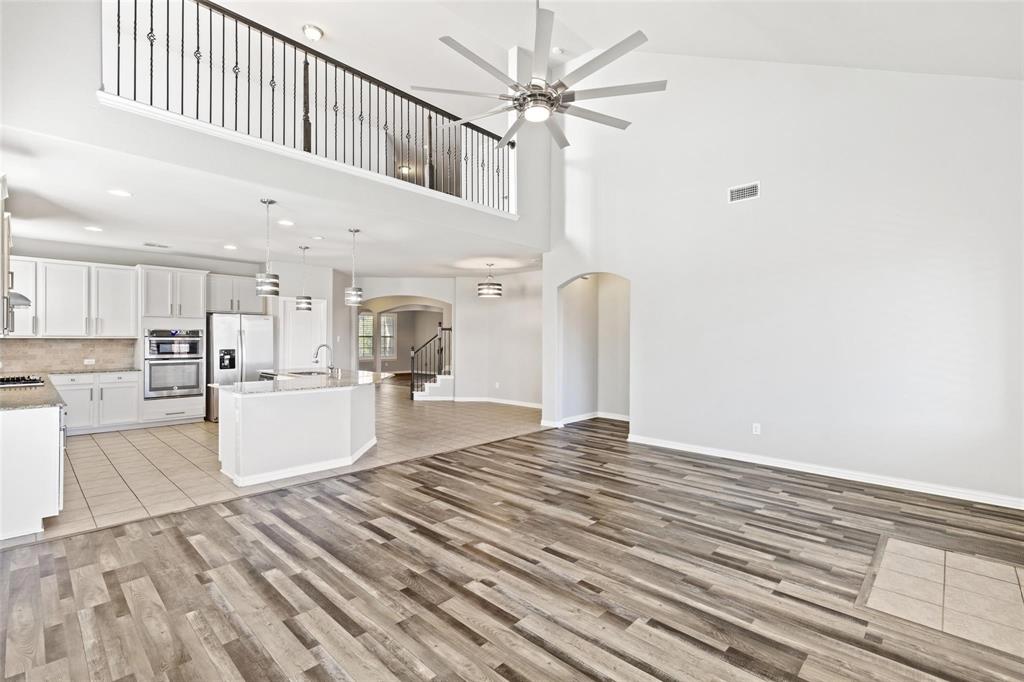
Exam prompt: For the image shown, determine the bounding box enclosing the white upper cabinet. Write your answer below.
[8,257,37,337]
[91,265,138,337]
[206,273,262,314]
[234,276,262,313]
[141,267,174,317]
[174,271,206,318]
[38,262,91,336]
[140,266,207,318]
[206,274,235,312]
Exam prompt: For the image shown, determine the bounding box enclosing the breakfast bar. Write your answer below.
[217,370,385,486]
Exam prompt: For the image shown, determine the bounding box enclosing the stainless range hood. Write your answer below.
[1,175,33,336]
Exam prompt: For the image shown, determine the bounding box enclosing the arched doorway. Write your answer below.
[356,295,452,376]
[557,272,630,426]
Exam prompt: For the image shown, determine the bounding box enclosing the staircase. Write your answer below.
[410,324,452,400]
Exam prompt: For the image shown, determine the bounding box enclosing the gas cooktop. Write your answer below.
[0,375,45,388]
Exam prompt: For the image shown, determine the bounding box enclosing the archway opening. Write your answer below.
[356,295,452,376]
[558,272,630,426]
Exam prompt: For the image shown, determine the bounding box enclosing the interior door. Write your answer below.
[234,276,263,314]
[39,262,90,336]
[93,266,137,337]
[8,257,36,337]
[174,271,206,318]
[141,268,173,317]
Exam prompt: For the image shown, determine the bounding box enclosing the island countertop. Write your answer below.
[220,369,391,396]
[0,374,66,411]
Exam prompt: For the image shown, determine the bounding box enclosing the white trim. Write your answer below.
[453,397,542,409]
[96,92,518,222]
[626,434,1024,510]
[412,394,451,401]
[540,419,563,428]
[226,437,377,487]
[67,417,204,436]
[544,411,630,427]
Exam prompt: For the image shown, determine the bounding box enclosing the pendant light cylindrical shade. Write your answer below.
[296,246,312,311]
[258,198,279,298]
[346,228,363,306]
[477,263,503,298]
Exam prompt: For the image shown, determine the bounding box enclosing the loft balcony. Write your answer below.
[97,0,516,214]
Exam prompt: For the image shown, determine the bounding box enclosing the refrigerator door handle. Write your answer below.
[239,328,245,380]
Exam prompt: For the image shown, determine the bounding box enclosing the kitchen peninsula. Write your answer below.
[217,369,385,486]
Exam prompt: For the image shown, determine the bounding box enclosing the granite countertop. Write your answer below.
[222,369,391,396]
[46,367,141,375]
[0,374,66,411]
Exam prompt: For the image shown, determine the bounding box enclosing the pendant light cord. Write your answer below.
[264,201,272,271]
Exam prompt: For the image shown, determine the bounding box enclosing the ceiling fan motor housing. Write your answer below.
[515,86,560,120]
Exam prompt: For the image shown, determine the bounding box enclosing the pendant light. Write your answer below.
[345,228,363,306]
[256,198,280,297]
[296,246,312,311]
[477,263,502,298]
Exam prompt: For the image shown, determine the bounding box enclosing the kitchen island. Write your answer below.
[217,369,386,486]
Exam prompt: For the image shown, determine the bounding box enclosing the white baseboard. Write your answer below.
[227,437,377,487]
[413,394,451,401]
[626,434,1024,510]
[546,412,631,427]
[68,417,204,436]
[453,397,542,409]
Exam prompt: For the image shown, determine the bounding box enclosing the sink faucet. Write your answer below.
[313,343,334,371]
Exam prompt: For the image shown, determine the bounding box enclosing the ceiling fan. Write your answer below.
[411,2,667,149]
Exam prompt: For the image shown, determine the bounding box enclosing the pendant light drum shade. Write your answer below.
[258,198,279,298]
[346,228,364,306]
[296,246,312,311]
[477,263,502,298]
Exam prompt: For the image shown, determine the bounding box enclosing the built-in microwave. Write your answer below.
[145,329,203,359]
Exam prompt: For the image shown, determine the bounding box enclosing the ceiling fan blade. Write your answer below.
[545,118,570,149]
[496,115,527,148]
[531,7,555,83]
[554,30,648,91]
[439,36,524,92]
[441,104,516,128]
[560,105,631,130]
[561,80,667,103]
[411,85,513,100]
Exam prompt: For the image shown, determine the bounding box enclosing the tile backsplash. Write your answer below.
[0,339,137,372]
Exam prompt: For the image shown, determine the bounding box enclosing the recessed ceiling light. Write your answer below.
[107,189,132,197]
[398,165,411,175]
[223,244,238,250]
[311,235,325,240]
[302,24,324,41]
[551,46,565,55]
[277,219,294,226]
[83,225,103,232]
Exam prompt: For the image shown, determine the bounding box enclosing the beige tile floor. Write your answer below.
[2,382,542,548]
[865,537,1024,657]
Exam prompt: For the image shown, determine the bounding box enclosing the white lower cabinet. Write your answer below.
[0,406,62,540]
[52,372,140,433]
[141,396,205,422]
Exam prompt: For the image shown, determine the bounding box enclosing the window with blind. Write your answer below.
[358,313,374,361]
[380,313,397,360]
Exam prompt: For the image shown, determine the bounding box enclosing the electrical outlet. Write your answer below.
[494,382,500,389]
[83,358,96,366]
[752,423,761,435]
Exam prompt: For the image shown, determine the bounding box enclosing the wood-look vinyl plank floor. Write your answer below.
[2,418,1022,681]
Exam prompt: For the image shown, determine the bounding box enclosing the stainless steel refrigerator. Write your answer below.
[206,313,274,421]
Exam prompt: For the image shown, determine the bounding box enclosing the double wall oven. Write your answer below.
[144,329,205,399]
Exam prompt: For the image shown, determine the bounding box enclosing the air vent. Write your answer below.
[142,242,170,249]
[729,182,759,203]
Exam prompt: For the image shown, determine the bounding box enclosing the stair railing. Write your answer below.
[410,322,452,399]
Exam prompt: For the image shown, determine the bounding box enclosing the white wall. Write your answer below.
[544,53,1023,505]
[559,276,598,418]
[453,269,543,406]
[331,270,355,371]
[597,274,630,418]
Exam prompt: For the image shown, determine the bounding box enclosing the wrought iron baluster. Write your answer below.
[333,67,338,161]
[147,0,153,105]
[194,1,200,119]
[133,0,137,100]
[220,13,224,126]
[208,6,212,123]
[116,0,121,96]
[269,36,275,142]
[164,0,168,108]
[233,19,238,130]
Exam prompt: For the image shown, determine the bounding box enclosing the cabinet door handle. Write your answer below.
[178,302,182,316]
[165,411,186,416]
[85,317,89,335]
[31,316,37,335]
[100,388,104,400]
[89,388,93,401]
[95,317,101,335]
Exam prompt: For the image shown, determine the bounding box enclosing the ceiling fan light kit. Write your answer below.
[412,3,667,149]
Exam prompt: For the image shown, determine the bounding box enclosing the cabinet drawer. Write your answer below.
[141,396,205,422]
[96,372,141,384]
[50,374,95,386]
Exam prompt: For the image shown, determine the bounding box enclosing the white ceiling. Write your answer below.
[229,0,1023,126]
